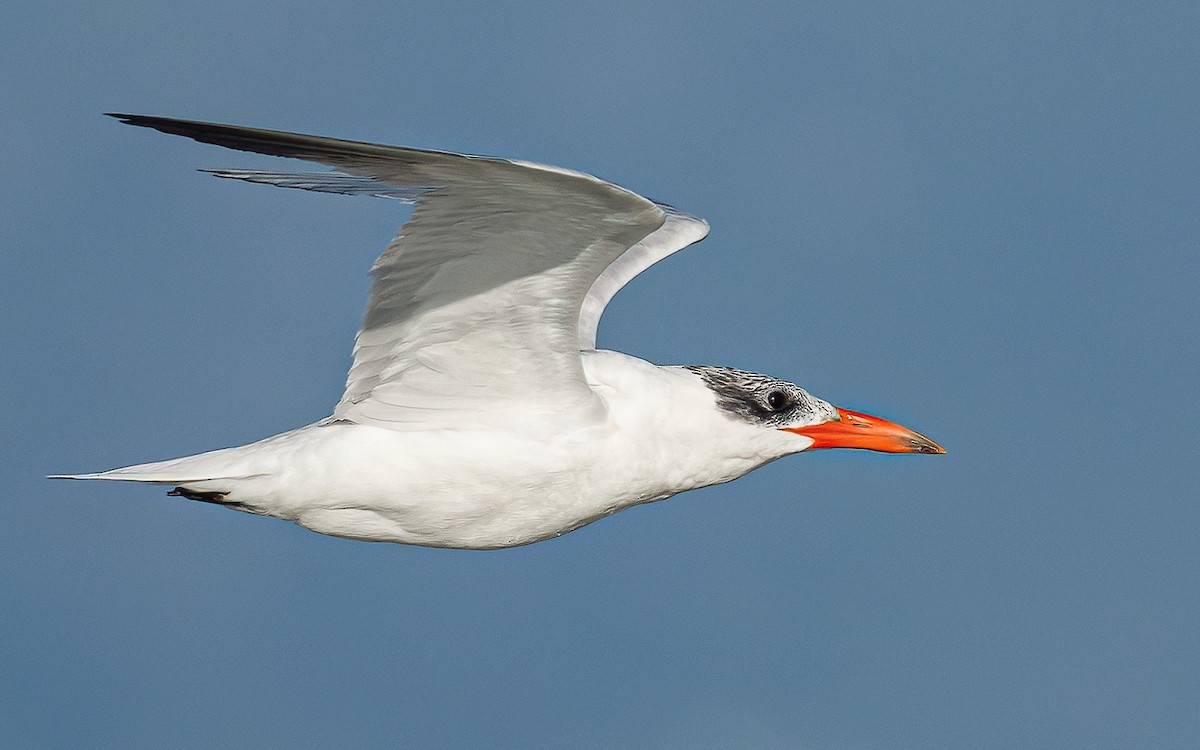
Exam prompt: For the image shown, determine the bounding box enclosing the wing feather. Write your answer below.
[112,115,706,430]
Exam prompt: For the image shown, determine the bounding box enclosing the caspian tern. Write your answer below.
[53,114,944,549]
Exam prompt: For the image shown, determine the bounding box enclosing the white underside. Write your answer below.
[59,351,810,549]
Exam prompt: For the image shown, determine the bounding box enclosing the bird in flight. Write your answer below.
[53,114,944,549]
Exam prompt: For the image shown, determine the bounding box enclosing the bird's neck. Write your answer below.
[580,350,792,498]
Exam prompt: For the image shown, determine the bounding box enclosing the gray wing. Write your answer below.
[111,114,708,429]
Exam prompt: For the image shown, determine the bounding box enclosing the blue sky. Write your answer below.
[3,2,1198,747]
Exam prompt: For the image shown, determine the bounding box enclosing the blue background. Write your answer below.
[4,2,1198,747]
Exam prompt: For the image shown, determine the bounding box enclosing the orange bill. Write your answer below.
[783,408,945,454]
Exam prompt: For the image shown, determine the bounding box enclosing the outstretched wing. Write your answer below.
[111,114,709,430]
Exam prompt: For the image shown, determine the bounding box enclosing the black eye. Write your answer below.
[766,390,791,411]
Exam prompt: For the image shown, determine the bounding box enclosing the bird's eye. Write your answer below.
[766,390,791,411]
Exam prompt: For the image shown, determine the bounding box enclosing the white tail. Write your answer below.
[49,448,260,485]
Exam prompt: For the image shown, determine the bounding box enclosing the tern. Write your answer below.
[53,114,944,549]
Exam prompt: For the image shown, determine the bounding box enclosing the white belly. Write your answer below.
[205,422,658,548]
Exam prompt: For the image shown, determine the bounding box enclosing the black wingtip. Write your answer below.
[105,113,191,134]
[100,112,446,168]
[101,113,287,156]
[105,112,193,131]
